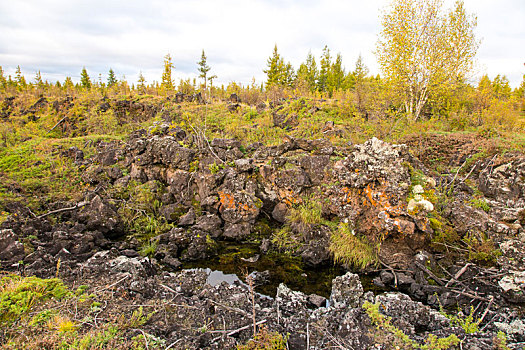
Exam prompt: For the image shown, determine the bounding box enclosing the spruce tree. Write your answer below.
[161,54,174,90]
[107,68,118,87]
[197,50,211,89]
[34,71,44,88]
[64,77,74,90]
[15,66,27,88]
[353,55,370,117]
[317,46,331,93]
[283,62,295,88]
[303,51,318,92]
[354,54,369,83]
[80,67,92,89]
[263,45,284,88]
[0,66,6,89]
[328,53,345,95]
[137,71,146,93]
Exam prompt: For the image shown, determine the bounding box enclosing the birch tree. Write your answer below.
[376,0,479,121]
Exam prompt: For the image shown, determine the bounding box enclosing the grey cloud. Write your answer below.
[0,0,523,86]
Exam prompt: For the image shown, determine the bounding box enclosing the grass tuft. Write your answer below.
[329,222,377,269]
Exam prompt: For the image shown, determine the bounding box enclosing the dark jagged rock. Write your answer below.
[227,103,240,112]
[78,195,123,238]
[256,101,266,113]
[273,111,298,128]
[0,229,25,262]
[193,214,222,237]
[178,208,196,226]
[229,93,240,103]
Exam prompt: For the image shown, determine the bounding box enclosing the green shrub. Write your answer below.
[493,331,511,350]
[469,197,490,212]
[441,305,480,334]
[363,301,460,349]
[237,326,288,350]
[139,238,158,258]
[463,232,501,265]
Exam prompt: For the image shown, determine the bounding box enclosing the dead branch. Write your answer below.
[94,275,130,293]
[160,284,178,294]
[47,116,67,134]
[478,296,495,324]
[446,156,470,192]
[209,319,267,336]
[132,329,149,350]
[227,319,266,337]
[379,259,398,288]
[188,122,225,164]
[36,200,90,219]
[445,263,473,287]
[415,261,445,286]
[449,288,490,302]
[208,300,250,317]
[460,162,478,184]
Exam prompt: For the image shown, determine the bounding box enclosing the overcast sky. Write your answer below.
[0,0,524,87]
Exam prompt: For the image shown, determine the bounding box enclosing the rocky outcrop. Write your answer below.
[3,122,525,348]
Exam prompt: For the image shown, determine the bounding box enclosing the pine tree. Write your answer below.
[197,50,212,89]
[0,66,6,89]
[327,53,345,95]
[161,54,174,90]
[80,67,91,89]
[296,51,318,92]
[317,46,331,93]
[107,68,118,87]
[264,45,285,88]
[15,66,27,88]
[283,62,295,88]
[137,71,146,93]
[353,55,370,117]
[34,71,44,88]
[64,77,74,90]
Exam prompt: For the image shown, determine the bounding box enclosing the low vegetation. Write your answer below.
[0,273,157,349]
[329,222,378,269]
[363,301,460,350]
[237,326,288,350]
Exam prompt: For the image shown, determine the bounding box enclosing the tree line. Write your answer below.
[0,0,523,128]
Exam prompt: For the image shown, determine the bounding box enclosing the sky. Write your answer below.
[0,0,524,88]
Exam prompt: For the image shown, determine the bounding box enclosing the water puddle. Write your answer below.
[182,242,346,298]
[205,268,240,286]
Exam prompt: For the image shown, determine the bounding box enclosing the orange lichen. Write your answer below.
[218,191,236,209]
[218,190,259,216]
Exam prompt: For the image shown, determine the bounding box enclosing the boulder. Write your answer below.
[375,292,450,333]
[330,272,364,309]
